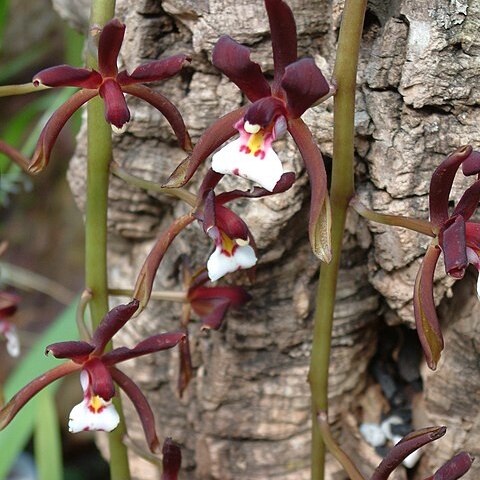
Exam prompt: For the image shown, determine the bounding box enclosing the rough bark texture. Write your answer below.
[61,0,479,478]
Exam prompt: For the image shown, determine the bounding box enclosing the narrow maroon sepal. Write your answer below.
[102,332,186,364]
[92,300,139,354]
[99,78,130,128]
[33,65,102,89]
[0,362,81,431]
[110,367,161,453]
[161,437,182,480]
[45,341,94,362]
[29,89,97,173]
[84,358,115,401]
[121,84,192,151]
[164,106,246,188]
[440,216,468,278]
[118,54,191,85]
[212,36,271,102]
[98,19,125,78]
[281,58,330,118]
[201,190,217,234]
[429,145,473,227]
[371,426,447,480]
[433,452,474,480]
[413,243,444,370]
[453,179,480,221]
[178,336,193,397]
[264,0,297,86]
[288,118,331,262]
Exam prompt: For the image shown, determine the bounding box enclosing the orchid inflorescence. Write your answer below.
[0,0,477,478]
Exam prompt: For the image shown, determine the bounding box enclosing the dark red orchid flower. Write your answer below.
[0,291,21,357]
[133,170,295,311]
[370,426,473,480]
[0,300,185,452]
[166,0,332,262]
[187,269,251,331]
[414,145,480,370]
[23,18,191,173]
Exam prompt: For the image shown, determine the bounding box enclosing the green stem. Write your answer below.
[0,83,49,97]
[85,2,131,479]
[308,2,366,479]
[350,197,436,237]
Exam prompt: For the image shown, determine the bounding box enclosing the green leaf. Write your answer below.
[0,300,78,479]
[34,389,63,480]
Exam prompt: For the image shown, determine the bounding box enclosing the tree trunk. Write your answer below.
[64,0,480,478]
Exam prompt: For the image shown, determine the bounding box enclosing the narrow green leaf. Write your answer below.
[0,300,78,479]
[34,389,63,480]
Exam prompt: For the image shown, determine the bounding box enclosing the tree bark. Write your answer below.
[63,0,480,478]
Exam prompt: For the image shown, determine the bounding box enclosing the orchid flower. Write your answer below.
[0,300,185,451]
[414,146,480,369]
[20,18,191,173]
[166,0,332,261]
[187,269,251,330]
[133,170,295,311]
[0,291,21,357]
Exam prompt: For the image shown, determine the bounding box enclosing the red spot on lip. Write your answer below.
[254,149,265,159]
[233,168,239,175]
[239,145,251,154]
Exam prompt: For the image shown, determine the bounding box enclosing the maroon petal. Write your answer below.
[466,222,480,248]
[98,18,125,78]
[212,36,271,102]
[45,341,94,362]
[189,286,251,330]
[429,145,473,227]
[92,300,139,354]
[0,361,81,430]
[461,150,480,176]
[413,243,444,370]
[102,332,186,364]
[98,78,130,128]
[244,96,287,128]
[0,291,20,319]
[433,452,474,480]
[216,172,296,204]
[281,58,330,118]
[84,357,115,400]
[216,205,250,240]
[288,117,331,262]
[29,89,97,173]
[188,285,251,306]
[161,438,182,480]
[439,216,468,278]
[133,214,195,311]
[164,106,247,188]
[117,54,191,85]
[265,0,297,88]
[33,65,102,89]
[200,190,217,234]
[110,366,160,453]
[371,426,446,480]
[453,179,480,221]
[0,141,29,171]
[197,169,225,200]
[121,84,192,151]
